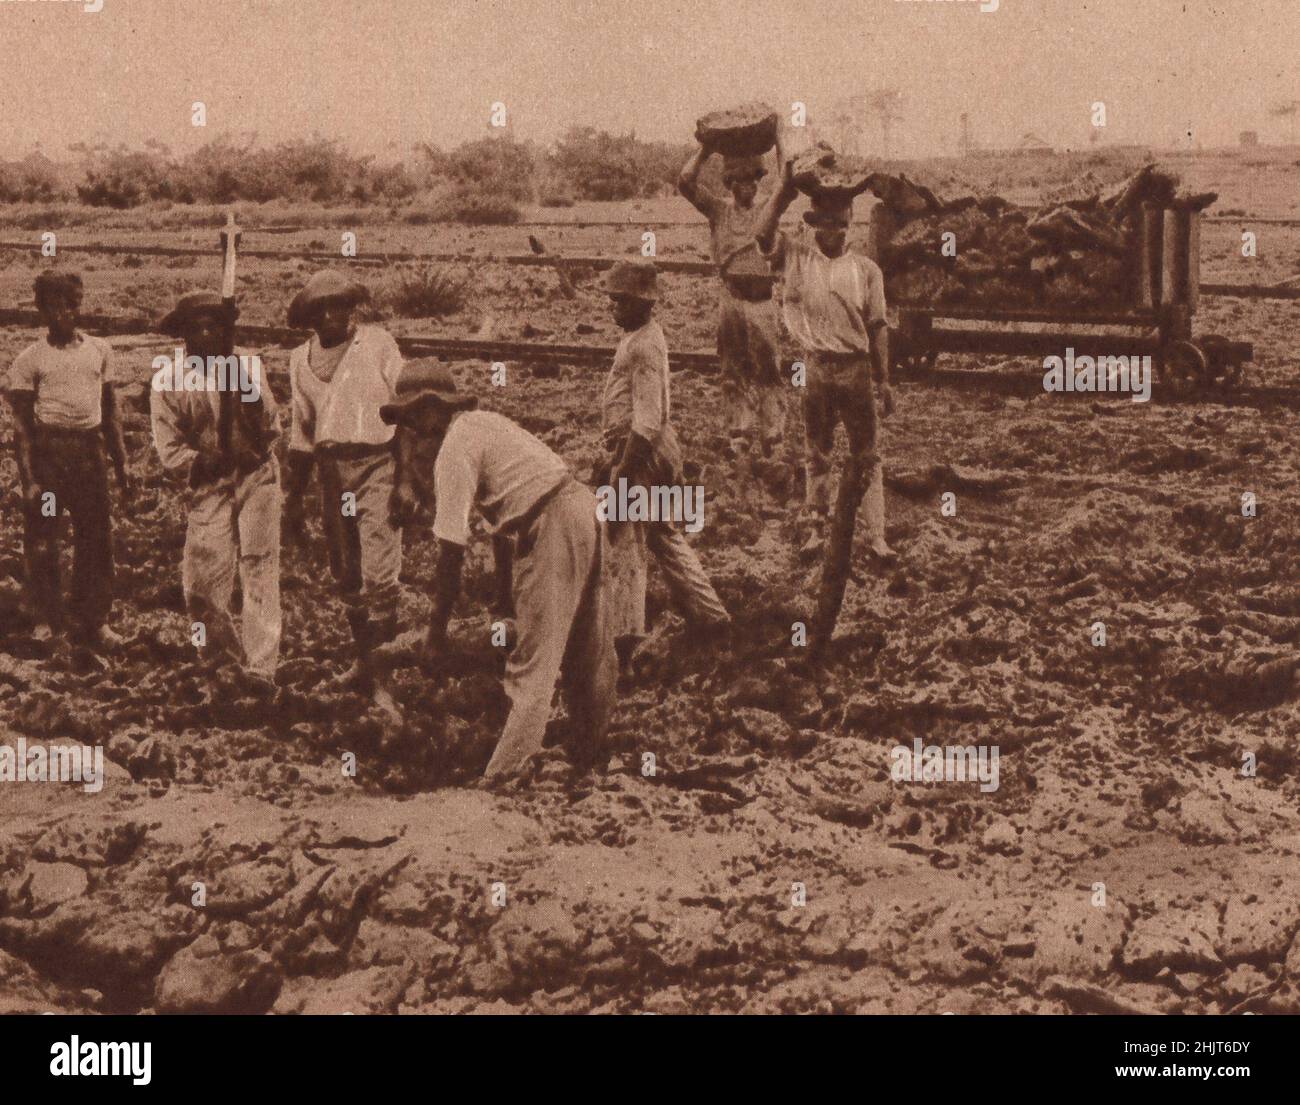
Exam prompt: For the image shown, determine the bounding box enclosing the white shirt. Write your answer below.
[289,324,403,450]
[432,410,571,546]
[4,333,114,430]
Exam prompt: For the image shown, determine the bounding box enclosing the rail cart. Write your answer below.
[885,203,1254,394]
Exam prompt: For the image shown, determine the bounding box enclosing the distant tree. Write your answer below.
[426,136,537,202]
[1270,100,1299,145]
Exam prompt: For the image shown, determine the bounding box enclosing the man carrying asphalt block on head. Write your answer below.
[755,148,895,658]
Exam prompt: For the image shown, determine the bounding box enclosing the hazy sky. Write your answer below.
[1,0,1296,160]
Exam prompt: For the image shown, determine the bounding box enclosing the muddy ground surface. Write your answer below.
[2,158,1300,1014]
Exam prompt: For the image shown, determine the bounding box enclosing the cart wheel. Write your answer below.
[1201,336,1244,390]
[1162,340,1208,395]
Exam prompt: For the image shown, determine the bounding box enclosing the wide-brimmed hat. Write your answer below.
[722,154,767,184]
[379,359,478,425]
[287,271,368,329]
[158,291,236,336]
[601,260,658,301]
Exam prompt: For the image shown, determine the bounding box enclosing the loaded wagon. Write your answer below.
[876,198,1254,395]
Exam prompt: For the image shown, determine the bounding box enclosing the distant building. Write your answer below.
[969,132,1056,160]
[1014,133,1055,157]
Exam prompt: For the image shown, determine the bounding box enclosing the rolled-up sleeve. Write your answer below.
[431,422,478,547]
[864,260,887,326]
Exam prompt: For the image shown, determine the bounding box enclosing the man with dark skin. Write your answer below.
[755,155,895,657]
[679,133,788,513]
[150,292,281,693]
[597,260,729,657]
[4,271,131,652]
[379,363,616,784]
[282,272,410,721]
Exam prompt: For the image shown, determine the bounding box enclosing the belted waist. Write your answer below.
[34,424,103,440]
[812,349,870,363]
[497,477,580,543]
[316,441,393,462]
[722,276,775,302]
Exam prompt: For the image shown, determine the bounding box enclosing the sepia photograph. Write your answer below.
[0,0,1297,1068]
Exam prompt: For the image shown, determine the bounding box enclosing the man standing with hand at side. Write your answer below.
[282,271,409,720]
[755,153,895,658]
[3,271,132,655]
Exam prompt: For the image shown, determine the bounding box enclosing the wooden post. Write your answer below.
[865,199,895,267]
[1139,203,1164,310]
[1185,207,1201,314]
[1162,205,1191,309]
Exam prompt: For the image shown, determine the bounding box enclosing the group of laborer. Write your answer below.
[2,132,892,785]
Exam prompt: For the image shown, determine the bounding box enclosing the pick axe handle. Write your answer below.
[217,212,241,458]
[221,212,239,301]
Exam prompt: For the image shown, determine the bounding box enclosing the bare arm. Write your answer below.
[614,430,654,485]
[6,392,39,504]
[869,321,893,417]
[755,152,799,254]
[100,382,129,488]
[678,144,723,219]
[283,449,314,509]
[427,539,467,647]
[869,321,889,386]
[677,145,708,201]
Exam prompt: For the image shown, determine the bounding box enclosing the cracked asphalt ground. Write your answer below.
[2,190,1300,1013]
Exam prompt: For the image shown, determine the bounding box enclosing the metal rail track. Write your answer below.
[2,306,1298,409]
[0,308,718,371]
[2,239,1298,298]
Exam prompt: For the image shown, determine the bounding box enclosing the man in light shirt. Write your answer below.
[379,363,616,785]
[283,272,410,718]
[3,271,132,653]
[756,159,895,655]
[149,292,281,694]
[596,260,729,658]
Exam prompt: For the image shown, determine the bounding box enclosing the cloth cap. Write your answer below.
[287,271,368,329]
